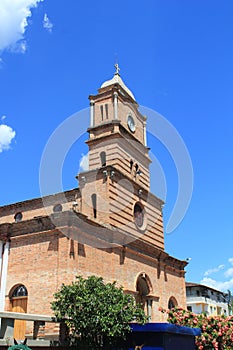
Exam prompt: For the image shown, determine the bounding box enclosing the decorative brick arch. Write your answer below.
[135,272,153,294]
[135,273,152,302]
[9,284,28,298]
[135,273,153,319]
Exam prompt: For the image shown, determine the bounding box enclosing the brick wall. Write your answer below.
[5,222,186,324]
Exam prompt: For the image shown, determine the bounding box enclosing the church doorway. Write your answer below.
[10,285,28,340]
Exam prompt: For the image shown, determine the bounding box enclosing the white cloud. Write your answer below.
[201,258,233,292]
[0,0,44,53]
[204,264,225,277]
[43,13,53,33]
[0,123,16,153]
[224,268,233,278]
[12,40,27,54]
[79,154,89,172]
[201,277,233,292]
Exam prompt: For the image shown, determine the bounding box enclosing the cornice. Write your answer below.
[0,210,187,272]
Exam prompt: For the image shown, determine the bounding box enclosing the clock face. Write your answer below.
[127,115,136,133]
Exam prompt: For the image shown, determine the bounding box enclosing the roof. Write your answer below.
[101,71,136,101]
[186,282,227,295]
[0,188,79,212]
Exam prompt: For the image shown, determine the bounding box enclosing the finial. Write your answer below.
[114,63,120,75]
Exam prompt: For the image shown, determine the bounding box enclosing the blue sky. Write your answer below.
[0,1,233,291]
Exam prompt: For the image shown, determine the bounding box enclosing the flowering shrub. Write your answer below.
[159,307,233,350]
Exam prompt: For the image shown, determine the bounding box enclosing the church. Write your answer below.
[0,66,187,338]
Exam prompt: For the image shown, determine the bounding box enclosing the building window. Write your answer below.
[130,159,133,170]
[146,299,152,320]
[134,203,144,228]
[168,297,178,310]
[105,104,108,119]
[53,204,62,213]
[14,212,23,222]
[12,285,28,297]
[100,151,106,167]
[100,105,104,121]
[187,306,192,312]
[91,194,97,218]
[136,273,152,317]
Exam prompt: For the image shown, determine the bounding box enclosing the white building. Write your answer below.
[186,282,229,316]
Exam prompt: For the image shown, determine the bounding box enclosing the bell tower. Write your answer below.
[87,64,151,191]
[77,66,164,250]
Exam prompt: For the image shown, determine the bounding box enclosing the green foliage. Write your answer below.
[51,275,147,349]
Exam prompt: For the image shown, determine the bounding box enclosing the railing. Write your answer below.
[0,312,67,347]
[186,296,208,303]
[186,296,228,308]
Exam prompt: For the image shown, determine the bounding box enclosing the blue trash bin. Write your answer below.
[123,323,201,350]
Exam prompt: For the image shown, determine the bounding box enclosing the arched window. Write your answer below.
[100,105,104,121]
[137,275,150,297]
[168,296,178,310]
[100,151,106,167]
[14,212,23,222]
[130,159,133,170]
[105,104,108,119]
[136,273,153,319]
[91,194,97,218]
[134,203,144,228]
[12,285,28,298]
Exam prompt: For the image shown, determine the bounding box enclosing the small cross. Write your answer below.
[114,63,120,75]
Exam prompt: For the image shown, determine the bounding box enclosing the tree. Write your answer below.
[51,275,147,349]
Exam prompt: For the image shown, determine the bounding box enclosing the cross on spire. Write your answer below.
[114,63,120,75]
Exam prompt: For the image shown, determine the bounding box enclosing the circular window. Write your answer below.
[134,202,146,230]
[14,212,23,222]
[53,204,62,213]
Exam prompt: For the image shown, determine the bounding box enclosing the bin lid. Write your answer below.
[130,323,201,336]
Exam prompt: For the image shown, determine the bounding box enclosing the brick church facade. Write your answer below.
[0,68,187,337]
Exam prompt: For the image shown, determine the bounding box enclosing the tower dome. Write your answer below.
[100,64,136,101]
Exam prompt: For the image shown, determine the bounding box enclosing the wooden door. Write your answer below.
[12,296,27,340]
